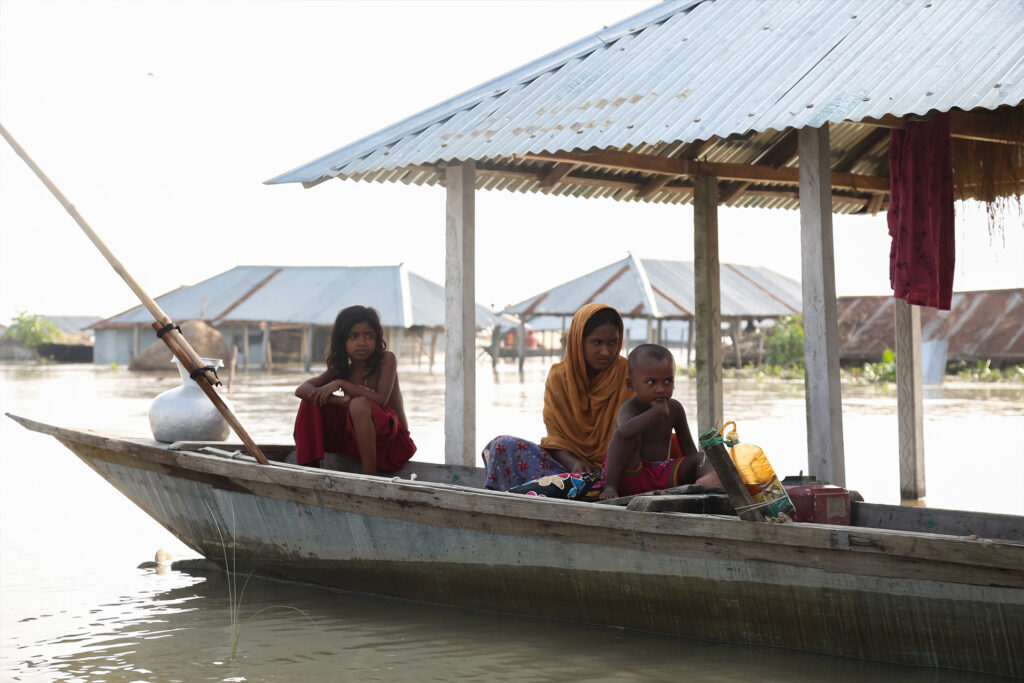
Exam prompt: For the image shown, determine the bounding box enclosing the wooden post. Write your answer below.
[227,343,237,395]
[703,441,765,522]
[679,320,688,367]
[428,329,437,373]
[261,322,271,372]
[304,324,314,372]
[693,174,723,435]
[132,324,141,362]
[756,328,765,368]
[799,124,846,487]
[895,299,926,499]
[517,319,526,376]
[444,161,476,466]
[729,319,743,368]
[242,324,250,371]
[300,325,309,371]
[686,318,694,366]
[392,325,406,361]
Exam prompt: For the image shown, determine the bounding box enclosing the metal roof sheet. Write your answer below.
[504,255,802,320]
[40,316,102,334]
[94,266,501,329]
[268,0,1024,211]
[838,289,1024,362]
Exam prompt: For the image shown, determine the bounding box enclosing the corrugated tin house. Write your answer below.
[92,265,501,368]
[268,0,1024,494]
[839,289,1024,379]
[508,254,800,320]
[501,254,801,364]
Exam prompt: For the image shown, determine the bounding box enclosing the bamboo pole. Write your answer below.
[1,122,269,465]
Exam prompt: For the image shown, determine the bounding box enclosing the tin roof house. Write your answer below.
[92,265,502,369]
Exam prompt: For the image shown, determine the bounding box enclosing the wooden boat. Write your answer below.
[9,413,1023,677]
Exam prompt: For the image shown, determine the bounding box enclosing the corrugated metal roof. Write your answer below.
[93,266,501,329]
[41,316,102,334]
[267,0,1023,213]
[504,255,801,320]
[838,289,1024,362]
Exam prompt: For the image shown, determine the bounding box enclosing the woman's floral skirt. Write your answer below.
[480,435,567,491]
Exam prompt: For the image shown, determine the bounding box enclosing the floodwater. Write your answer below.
[1,359,1020,682]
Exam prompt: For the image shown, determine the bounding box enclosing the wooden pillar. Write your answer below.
[729,319,743,368]
[444,161,476,466]
[132,324,141,361]
[693,174,723,435]
[799,124,846,486]
[895,299,925,499]
[428,329,438,373]
[686,318,694,366]
[517,319,526,376]
[392,325,406,361]
[242,324,250,370]
[304,324,314,372]
[300,325,308,370]
[560,316,567,358]
[262,322,273,372]
[679,321,688,367]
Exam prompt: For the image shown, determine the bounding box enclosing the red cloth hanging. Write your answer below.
[887,112,955,310]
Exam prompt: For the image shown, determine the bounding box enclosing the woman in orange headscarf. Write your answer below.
[481,303,634,490]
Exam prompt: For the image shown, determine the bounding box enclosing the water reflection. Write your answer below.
[11,565,1006,683]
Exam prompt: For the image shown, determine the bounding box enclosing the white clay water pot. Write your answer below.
[149,357,232,443]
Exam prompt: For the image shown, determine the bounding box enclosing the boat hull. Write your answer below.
[16,417,1022,678]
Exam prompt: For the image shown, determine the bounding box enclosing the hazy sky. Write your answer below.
[1,0,1021,324]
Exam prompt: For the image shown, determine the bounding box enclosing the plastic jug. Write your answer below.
[721,421,796,520]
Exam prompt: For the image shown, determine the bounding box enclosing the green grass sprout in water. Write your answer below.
[205,501,321,661]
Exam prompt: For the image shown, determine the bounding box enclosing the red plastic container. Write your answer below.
[782,476,851,525]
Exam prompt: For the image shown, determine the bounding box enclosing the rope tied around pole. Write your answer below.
[190,365,221,385]
[156,323,181,338]
[699,428,738,450]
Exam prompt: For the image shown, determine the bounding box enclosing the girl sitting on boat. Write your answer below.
[481,303,633,490]
[293,305,416,474]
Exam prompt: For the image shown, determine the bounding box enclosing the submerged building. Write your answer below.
[91,265,502,368]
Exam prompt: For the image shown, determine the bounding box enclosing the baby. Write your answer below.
[599,343,717,500]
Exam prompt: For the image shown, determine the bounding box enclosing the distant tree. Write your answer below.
[5,312,59,356]
[765,315,804,368]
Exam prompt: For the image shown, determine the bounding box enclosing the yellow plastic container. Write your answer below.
[721,421,795,520]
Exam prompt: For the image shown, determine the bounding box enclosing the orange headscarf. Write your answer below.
[539,303,633,466]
